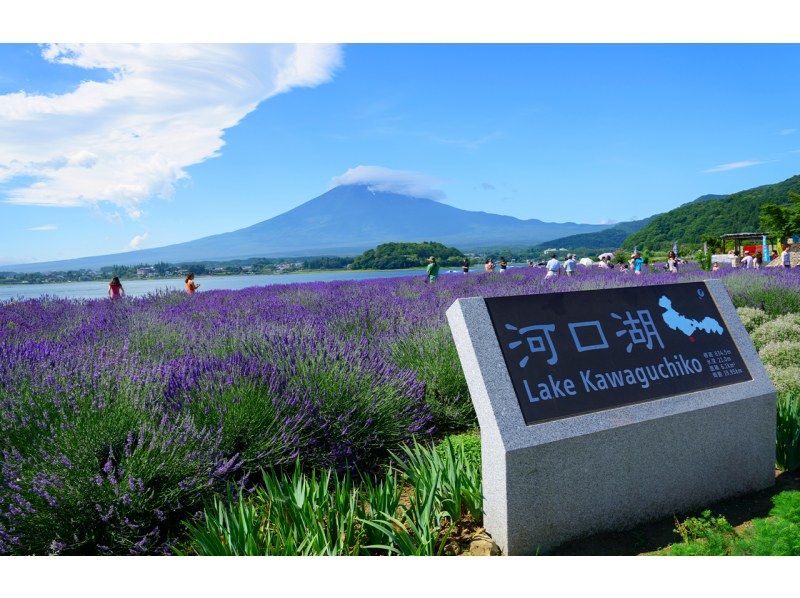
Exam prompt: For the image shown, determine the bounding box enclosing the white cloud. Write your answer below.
[0,44,342,216]
[703,160,767,173]
[779,128,796,136]
[128,232,149,250]
[598,219,617,225]
[330,165,446,200]
[27,224,57,231]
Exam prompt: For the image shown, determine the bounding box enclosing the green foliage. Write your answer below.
[2,387,226,555]
[624,175,800,251]
[764,364,800,395]
[181,461,365,556]
[750,313,800,349]
[759,341,800,369]
[361,468,448,556]
[665,510,738,556]
[735,306,769,333]
[364,439,483,555]
[302,256,351,270]
[760,191,800,245]
[284,354,428,470]
[394,439,483,524]
[528,217,653,255]
[350,242,465,270]
[180,441,484,556]
[724,274,800,316]
[612,249,629,265]
[176,491,267,556]
[660,492,800,556]
[701,234,723,253]
[390,326,476,433]
[776,392,800,472]
[693,248,712,271]
[188,382,305,475]
[436,433,481,472]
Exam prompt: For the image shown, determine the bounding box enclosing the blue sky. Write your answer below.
[1,43,800,265]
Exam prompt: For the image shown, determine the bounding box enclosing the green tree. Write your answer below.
[350,242,465,270]
[760,191,800,245]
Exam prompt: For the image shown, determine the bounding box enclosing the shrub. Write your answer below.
[663,510,737,556]
[660,491,800,556]
[285,352,433,472]
[0,391,233,555]
[734,491,800,556]
[764,365,800,395]
[725,275,800,316]
[750,314,800,350]
[759,341,800,369]
[390,327,476,434]
[736,306,769,333]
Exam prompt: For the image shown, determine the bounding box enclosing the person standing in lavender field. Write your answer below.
[499,256,508,273]
[564,254,577,276]
[545,253,561,278]
[185,273,200,295]
[667,250,678,273]
[426,256,440,283]
[108,277,125,300]
[631,251,644,275]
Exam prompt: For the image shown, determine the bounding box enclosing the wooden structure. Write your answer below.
[719,232,771,255]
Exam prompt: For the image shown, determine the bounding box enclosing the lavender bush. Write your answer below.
[1,264,799,554]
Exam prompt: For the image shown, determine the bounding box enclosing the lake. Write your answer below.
[0,267,480,301]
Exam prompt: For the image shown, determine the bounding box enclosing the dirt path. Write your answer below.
[549,469,800,555]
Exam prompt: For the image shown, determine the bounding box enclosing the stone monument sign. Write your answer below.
[446,279,775,555]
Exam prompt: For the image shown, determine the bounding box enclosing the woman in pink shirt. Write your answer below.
[108,277,125,300]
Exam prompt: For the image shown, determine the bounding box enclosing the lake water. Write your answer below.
[0,267,476,301]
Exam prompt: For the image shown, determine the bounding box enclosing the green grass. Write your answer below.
[658,491,800,556]
[179,436,484,556]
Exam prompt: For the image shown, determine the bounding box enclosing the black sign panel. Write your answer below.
[484,281,752,425]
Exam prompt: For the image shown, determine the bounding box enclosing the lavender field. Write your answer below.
[2,264,799,555]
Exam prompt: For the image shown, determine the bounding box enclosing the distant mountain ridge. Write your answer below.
[6,185,612,272]
[530,216,655,254]
[624,175,800,250]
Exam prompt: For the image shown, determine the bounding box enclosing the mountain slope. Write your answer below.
[6,185,612,272]
[530,216,655,254]
[623,175,800,250]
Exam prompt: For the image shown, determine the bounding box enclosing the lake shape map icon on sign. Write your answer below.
[658,295,724,336]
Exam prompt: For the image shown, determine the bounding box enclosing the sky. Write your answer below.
[1,43,800,265]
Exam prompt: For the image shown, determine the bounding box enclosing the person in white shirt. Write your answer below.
[741,251,754,268]
[564,254,577,276]
[783,248,792,268]
[598,256,611,269]
[545,254,561,278]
